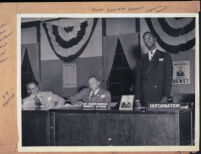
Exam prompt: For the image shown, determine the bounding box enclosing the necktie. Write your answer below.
[149,51,153,61]
[36,94,45,107]
[91,92,95,98]
[35,96,42,106]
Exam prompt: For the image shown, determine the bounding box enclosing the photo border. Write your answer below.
[17,13,199,152]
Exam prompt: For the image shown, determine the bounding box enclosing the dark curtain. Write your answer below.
[102,35,118,87]
[21,43,40,82]
[119,33,140,71]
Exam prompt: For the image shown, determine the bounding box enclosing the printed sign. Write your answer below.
[63,63,77,88]
[172,61,190,84]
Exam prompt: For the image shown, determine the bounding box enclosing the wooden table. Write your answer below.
[22,108,193,146]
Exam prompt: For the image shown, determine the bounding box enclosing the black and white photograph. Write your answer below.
[17,14,199,151]
[119,95,134,110]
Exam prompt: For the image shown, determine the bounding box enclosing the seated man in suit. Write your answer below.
[22,81,65,109]
[69,76,111,106]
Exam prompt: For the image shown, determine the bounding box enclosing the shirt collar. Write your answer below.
[149,48,157,55]
[91,88,100,95]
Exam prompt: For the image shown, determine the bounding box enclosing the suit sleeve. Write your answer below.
[134,59,141,100]
[53,94,65,107]
[69,89,87,105]
[104,91,111,103]
[164,53,173,97]
[22,97,35,108]
[103,90,111,110]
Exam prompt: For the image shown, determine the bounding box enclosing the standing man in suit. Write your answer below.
[135,31,173,107]
[69,76,111,106]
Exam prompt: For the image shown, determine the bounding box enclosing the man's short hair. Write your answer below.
[88,76,100,82]
[26,81,38,89]
[143,31,156,39]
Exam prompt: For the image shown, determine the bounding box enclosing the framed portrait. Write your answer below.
[119,95,134,111]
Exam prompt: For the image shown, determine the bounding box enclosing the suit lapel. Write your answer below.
[142,53,150,75]
[96,88,102,97]
[145,50,160,75]
[88,88,102,100]
[86,88,92,99]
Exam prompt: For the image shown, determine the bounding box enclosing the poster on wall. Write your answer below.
[63,63,77,88]
[172,61,190,84]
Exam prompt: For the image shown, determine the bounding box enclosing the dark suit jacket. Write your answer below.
[121,102,131,108]
[69,88,111,105]
[177,71,185,76]
[135,50,173,106]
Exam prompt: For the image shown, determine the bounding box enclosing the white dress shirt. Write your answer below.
[148,48,157,61]
[89,88,100,98]
[22,91,65,109]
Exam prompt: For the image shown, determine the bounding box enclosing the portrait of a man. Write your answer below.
[119,95,134,111]
[177,66,185,77]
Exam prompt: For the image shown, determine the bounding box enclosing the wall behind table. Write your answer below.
[21,26,37,44]
[40,19,103,97]
[40,56,102,97]
[40,18,137,97]
[22,18,195,98]
[106,18,136,36]
[22,18,137,98]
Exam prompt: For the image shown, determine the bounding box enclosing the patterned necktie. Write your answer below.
[91,92,95,98]
[149,51,153,61]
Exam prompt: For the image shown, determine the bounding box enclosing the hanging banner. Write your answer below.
[172,61,190,84]
[43,18,98,62]
[144,18,195,54]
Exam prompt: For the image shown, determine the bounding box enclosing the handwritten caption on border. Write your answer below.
[0,23,13,65]
[91,5,168,13]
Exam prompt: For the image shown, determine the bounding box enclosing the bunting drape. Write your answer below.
[144,18,195,53]
[43,18,98,62]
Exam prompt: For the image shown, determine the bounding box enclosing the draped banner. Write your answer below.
[43,18,98,62]
[144,18,195,54]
